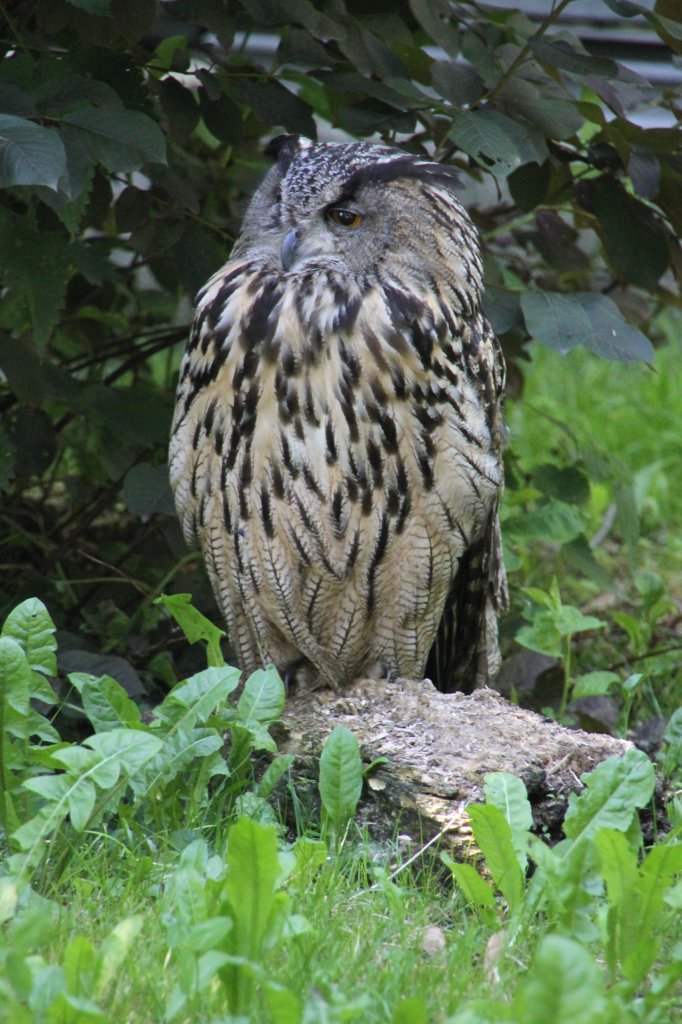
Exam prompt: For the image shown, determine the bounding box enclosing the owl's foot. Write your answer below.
[282,657,340,694]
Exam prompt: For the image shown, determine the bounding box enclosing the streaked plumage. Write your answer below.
[169,135,507,692]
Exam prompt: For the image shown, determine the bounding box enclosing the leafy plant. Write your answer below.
[443,752,682,1022]
[0,596,288,884]
[0,876,143,1024]
[515,577,607,718]
[161,821,311,1021]
[2,0,681,679]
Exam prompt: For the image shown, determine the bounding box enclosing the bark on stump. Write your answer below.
[274,677,655,857]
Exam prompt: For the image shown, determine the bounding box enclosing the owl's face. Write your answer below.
[233,136,479,292]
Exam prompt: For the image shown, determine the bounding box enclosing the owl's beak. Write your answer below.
[280,227,299,271]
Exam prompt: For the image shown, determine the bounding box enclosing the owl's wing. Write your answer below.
[425,317,508,694]
[425,508,507,693]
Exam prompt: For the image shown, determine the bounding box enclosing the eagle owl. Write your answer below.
[169,135,507,693]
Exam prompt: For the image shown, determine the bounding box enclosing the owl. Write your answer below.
[169,135,507,694]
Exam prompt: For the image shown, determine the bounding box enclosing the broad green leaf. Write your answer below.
[159,76,200,142]
[0,115,66,190]
[155,594,226,667]
[663,708,682,749]
[49,742,110,777]
[225,74,316,137]
[181,916,233,954]
[0,876,18,924]
[431,61,484,106]
[198,86,243,144]
[555,606,604,637]
[508,160,552,213]
[16,729,163,862]
[237,666,285,726]
[409,0,462,55]
[158,666,240,725]
[221,818,283,1011]
[628,145,660,199]
[441,855,498,928]
[634,842,682,943]
[449,109,541,177]
[318,726,363,829]
[22,773,73,802]
[521,289,654,363]
[0,635,31,715]
[595,827,638,976]
[572,671,620,699]
[484,772,532,872]
[69,673,141,732]
[576,293,655,362]
[504,499,585,544]
[67,777,96,832]
[563,748,656,849]
[468,804,525,912]
[515,613,562,658]
[522,290,588,355]
[61,108,166,172]
[482,285,522,334]
[483,773,532,832]
[84,729,163,779]
[531,38,618,78]
[292,836,328,878]
[132,728,224,796]
[258,755,295,798]
[0,214,72,350]
[596,828,638,907]
[162,866,209,941]
[499,78,582,139]
[591,176,669,290]
[531,465,591,507]
[513,935,606,1023]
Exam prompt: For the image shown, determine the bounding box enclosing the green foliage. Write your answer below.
[1,1,681,695]
[0,596,286,884]
[318,726,364,837]
[161,823,311,1020]
[1,0,681,1013]
[1,599,681,1023]
[515,577,606,717]
[0,877,143,1024]
[443,758,682,1023]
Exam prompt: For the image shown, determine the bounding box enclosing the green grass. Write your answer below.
[507,325,682,544]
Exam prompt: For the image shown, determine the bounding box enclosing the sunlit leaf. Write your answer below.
[318,726,363,830]
[1,597,56,676]
[563,748,656,848]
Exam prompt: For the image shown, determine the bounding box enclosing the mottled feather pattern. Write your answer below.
[170,137,506,692]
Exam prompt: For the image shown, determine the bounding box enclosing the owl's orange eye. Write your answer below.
[327,208,363,228]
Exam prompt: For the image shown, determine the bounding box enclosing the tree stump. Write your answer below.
[275,677,657,856]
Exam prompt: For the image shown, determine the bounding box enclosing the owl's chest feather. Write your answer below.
[173,265,498,568]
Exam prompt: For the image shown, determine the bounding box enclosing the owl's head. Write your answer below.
[232,135,481,295]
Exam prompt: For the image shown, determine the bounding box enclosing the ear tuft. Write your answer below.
[264,134,312,172]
